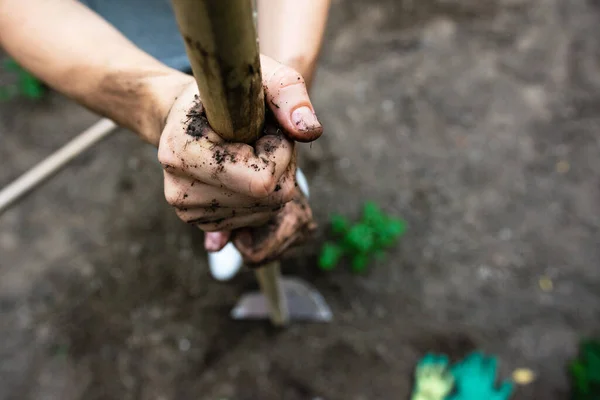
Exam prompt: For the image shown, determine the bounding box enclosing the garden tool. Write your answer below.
[170,0,332,325]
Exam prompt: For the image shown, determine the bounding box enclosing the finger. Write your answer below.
[465,352,482,367]
[175,204,275,225]
[204,231,231,252]
[419,353,435,368]
[451,363,464,376]
[494,380,514,399]
[197,211,274,232]
[443,369,455,383]
[484,355,498,378]
[436,354,450,367]
[159,131,294,198]
[260,54,323,142]
[163,171,296,209]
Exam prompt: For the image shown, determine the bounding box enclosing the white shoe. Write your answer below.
[208,168,310,281]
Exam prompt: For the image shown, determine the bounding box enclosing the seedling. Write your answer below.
[569,338,600,400]
[0,59,45,101]
[318,202,407,273]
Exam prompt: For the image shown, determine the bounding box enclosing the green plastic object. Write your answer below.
[447,352,514,400]
[412,353,455,400]
[0,59,46,100]
[569,339,600,400]
[318,202,407,273]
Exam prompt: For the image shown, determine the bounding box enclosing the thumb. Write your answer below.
[260,54,323,142]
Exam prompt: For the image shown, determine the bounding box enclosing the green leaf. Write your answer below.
[318,242,343,271]
[570,361,589,393]
[344,223,374,254]
[3,58,20,71]
[350,253,369,273]
[20,77,45,99]
[362,201,385,226]
[387,218,408,236]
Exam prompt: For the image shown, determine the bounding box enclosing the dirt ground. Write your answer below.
[1,0,600,399]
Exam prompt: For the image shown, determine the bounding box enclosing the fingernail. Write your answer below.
[291,106,321,132]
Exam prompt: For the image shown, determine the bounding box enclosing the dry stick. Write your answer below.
[0,118,117,215]
[170,0,289,325]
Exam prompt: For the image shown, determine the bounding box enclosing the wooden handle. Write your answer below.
[171,0,265,144]
[254,262,289,326]
[170,0,288,325]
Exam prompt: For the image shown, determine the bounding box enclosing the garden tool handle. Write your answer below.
[170,0,265,143]
[170,0,288,326]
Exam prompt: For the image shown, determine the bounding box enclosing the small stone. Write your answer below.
[477,265,493,280]
[338,157,351,169]
[381,99,395,112]
[539,276,553,292]
[556,160,570,174]
[374,305,387,318]
[512,368,536,385]
[129,243,142,256]
[178,338,191,352]
[499,228,512,241]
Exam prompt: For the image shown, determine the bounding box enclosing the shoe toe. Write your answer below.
[208,242,243,281]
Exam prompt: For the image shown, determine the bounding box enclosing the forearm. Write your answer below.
[0,0,193,146]
[257,0,331,89]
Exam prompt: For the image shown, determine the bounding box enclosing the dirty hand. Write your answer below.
[157,55,323,252]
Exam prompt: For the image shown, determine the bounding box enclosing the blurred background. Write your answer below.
[1,0,599,399]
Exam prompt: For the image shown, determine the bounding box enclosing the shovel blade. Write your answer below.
[231,277,333,322]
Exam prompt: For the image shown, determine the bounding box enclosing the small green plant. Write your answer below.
[0,59,45,100]
[570,338,600,400]
[318,202,407,273]
[412,353,455,400]
[447,352,514,400]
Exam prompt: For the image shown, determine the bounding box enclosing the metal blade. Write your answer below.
[231,277,333,322]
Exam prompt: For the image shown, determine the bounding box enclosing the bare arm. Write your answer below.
[0,0,193,145]
[258,0,331,89]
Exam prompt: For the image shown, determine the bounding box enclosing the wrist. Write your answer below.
[141,70,195,146]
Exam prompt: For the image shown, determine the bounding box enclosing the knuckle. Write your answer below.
[158,147,180,170]
[267,64,305,90]
[164,183,186,207]
[174,207,192,222]
[164,186,178,206]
